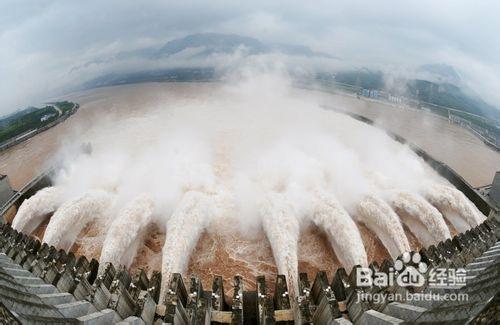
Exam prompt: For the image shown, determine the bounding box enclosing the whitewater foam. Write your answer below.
[311,191,367,270]
[12,187,61,234]
[356,195,410,258]
[43,190,113,250]
[99,194,155,274]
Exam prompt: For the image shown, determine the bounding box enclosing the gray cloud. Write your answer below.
[1,0,500,114]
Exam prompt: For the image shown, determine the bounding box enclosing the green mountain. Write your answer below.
[326,68,500,122]
[406,80,500,121]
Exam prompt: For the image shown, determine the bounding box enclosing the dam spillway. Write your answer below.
[0,212,499,323]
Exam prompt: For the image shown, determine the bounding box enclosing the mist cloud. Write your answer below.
[1,0,500,114]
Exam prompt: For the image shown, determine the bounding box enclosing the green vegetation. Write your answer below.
[331,70,385,90]
[406,80,500,122]
[0,101,75,144]
[47,101,75,115]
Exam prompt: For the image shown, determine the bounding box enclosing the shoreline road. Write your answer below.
[53,105,62,116]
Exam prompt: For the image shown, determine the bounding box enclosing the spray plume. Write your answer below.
[385,190,451,246]
[261,193,300,297]
[159,191,215,303]
[12,187,61,234]
[423,184,485,233]
[356,195,410,258]
[98,194,155,274]
[43,190,113,250]
[311,191,367,270]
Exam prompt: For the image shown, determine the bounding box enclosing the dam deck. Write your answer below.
[0,221,498,324]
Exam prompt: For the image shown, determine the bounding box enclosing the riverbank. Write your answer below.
[0,102,79,152]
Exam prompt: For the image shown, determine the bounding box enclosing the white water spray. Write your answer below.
[311,191,367,270]
[356,195,410,258]
[10,74,490,294]
[159,191,215,303]
[423,184,485,233]
[98,194,155,274]
[43,190,113,250]
[261,193,300,297]
[385,190,451,246]
[12,187,61,234]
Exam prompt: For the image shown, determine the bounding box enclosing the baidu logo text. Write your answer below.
[357,252,427,287]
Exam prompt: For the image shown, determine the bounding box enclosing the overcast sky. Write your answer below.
[1,0,499,115]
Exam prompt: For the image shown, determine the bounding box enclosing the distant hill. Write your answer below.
[82,33,334,88]
[84,67,217,89]
[333,69,385,90]
[418,63,462,85]
[155,33,267,57]
[79,34,500,122]
[0,107,38,128]
[406,79,500,121]
[329,68,500,122]
[154,33,334,59]
[78,33,334,71]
